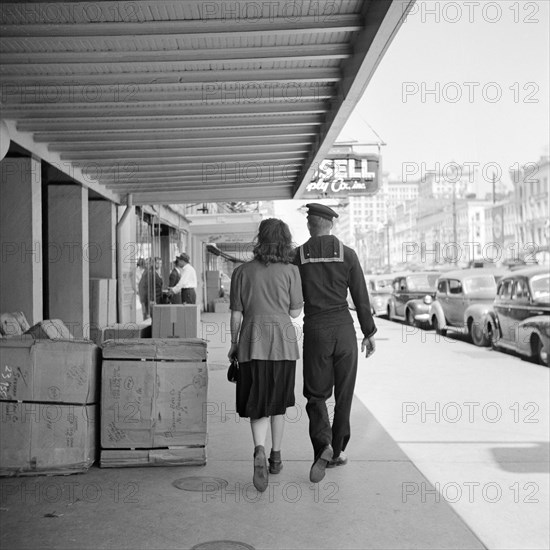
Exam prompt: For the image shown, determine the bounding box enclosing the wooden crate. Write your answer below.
[100,446,206,468]
[100,338,208,467]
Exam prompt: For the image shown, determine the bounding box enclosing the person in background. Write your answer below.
[168,254,185,304]
[169,252,197,304]
[138,257,163,320]
[228,218,303,492]
[294,203,377,483]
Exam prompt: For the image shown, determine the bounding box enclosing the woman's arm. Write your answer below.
[228,309,243,359]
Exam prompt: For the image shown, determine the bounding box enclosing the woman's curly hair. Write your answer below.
[253,218,295,265]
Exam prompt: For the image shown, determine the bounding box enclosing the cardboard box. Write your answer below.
[0,340,100,404]
[89,321,152,347]
[101,359,207,449]
[100,446,206,468]
[0,403,97,476]
[151,305,200,338]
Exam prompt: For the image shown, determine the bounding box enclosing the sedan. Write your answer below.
[483,266,549,365]
[387,272,440,327]
[429,268,508,346]
[366,275,396,317]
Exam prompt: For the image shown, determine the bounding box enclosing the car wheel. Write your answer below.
[388,303,395,322]
[531,335,549,367]
[470,319,489,347]
[406,309,416,327]
[433,316,446,336]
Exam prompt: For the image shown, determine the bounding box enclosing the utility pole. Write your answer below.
[452,180,457,258]
[386,222,391,271]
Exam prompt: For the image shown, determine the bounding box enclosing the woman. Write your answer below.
[228,218,303,492]
[138,257,163,319]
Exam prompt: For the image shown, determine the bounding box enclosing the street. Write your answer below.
[354,315,550,550]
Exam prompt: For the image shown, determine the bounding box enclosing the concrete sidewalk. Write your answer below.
[0,313,486,550]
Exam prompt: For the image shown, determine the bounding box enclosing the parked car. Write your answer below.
[366,275,396,317]
[429,268,508,346]
[387,272,440,326]
[483,266,549,365]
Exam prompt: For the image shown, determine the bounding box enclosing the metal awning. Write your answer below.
[0,0,414,205]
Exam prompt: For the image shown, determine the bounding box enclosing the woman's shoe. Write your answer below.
[253,445,268,492]
[268,450,283,474]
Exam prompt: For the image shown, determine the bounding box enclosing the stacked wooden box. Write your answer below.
[0,339,100,476]
[151,305,200,338]
[100,338,208,467]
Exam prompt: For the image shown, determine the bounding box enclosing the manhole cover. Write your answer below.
[191,542,255,550]
[172,476,228,492]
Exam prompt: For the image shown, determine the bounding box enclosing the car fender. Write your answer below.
[519,315,550,333]
[518,316,550,354]
[429,300,446,326]
[405,299,420,314]
[464,303,493,331]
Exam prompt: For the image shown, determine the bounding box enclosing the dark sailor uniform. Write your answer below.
[294,206,377,460]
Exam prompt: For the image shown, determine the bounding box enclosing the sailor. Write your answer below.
[294,203,377,483]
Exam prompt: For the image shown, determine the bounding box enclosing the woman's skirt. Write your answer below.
[236,360,296,419]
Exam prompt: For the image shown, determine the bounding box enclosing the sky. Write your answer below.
[339,0,550,194]
[274,0,549,242]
